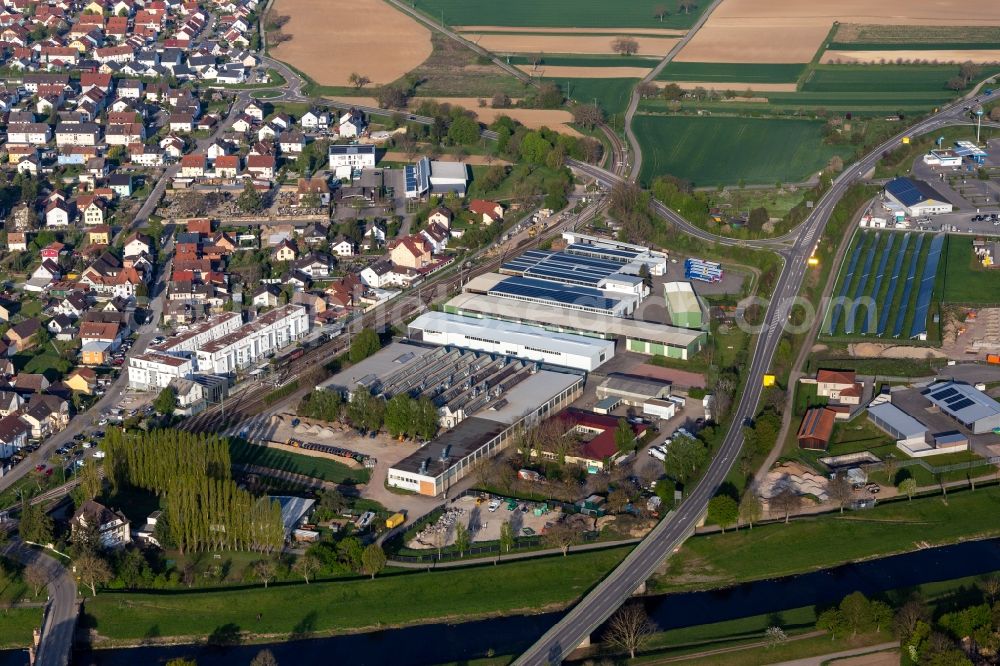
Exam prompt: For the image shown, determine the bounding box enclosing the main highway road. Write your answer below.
[515,91,997,665]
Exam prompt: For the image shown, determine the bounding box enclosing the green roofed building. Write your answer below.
[664,282,708,330]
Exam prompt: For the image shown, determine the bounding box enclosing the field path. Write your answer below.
[623,0,727,182]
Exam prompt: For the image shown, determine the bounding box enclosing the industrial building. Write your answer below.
[685,258,722,283]
[404,157,468,198]
[596,373,677,421]
[501,250,648,296]
[560,232,668,276]
[443,292,707,360]
[195,304,310,375]
[407,311,614,372]
[921,381,1000,434]
[884,177,954,216]
[463,272,638,316]
[664,282,708,330]
[797,407,836,450]
[326,342,584,496]
[922,149,963,167]
[867,401,928,452]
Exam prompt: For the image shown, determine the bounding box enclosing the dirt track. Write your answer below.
[824,49,1000,64]
[271,0,431,85]
[456,26,686,35]
[677,0,1000,63]
[659,81,798,92]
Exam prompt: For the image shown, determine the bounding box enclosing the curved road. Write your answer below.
[2,537,76,666]
[514,94,997,665]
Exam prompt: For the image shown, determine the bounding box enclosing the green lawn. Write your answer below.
[941,235,1000,305]
[82,547,631,642]
[633,115,842,186]
[556,77,640,116]
[656,62,805,84]
[658,484,1000,593]
[0,607,43,648]
[412,0,704,28]
[228,441,370,485]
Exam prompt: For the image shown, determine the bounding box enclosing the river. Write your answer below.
[2,537,999,666]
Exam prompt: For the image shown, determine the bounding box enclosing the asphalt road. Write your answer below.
[2,537,76,666]
[514,91,1000,666]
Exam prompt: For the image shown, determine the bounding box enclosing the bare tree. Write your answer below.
[979,575,1000,604]
[604,604,656,658]
[571,103,604,129]
[637,81,659,99]
[611,36,640,56]
[491,92,511,108]
[543,521,579,556]
[770,487,801,524]
[25,563,49,597]
[292,553,320,584]
[652,4,669,21]
[738,490,762,529]
[253,559,276,589]
[530,52,545,69]
[250,649,279,666]
[348,72,371,90]
[827,474,853,514]
[75,553,112,597]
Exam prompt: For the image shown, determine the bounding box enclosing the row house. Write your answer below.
[6,122,50,144]
[55,122,100,146]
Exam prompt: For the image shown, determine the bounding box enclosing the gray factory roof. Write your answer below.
[392,417,507,477]
[599,373,670,400]
[922,381,1000,425]
[867,402,927,439]
[320,341,437,392]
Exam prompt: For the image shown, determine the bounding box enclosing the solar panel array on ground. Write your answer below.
[489,275,621,312]
[500,250,623,287]
[826,231,945,340]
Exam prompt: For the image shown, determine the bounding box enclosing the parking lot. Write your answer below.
[405,495,569,549]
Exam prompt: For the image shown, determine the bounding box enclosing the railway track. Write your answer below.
[179,201,607,435]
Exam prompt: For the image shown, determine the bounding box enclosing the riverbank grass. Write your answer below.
[654,484,1000,593]
[81,547,630,643]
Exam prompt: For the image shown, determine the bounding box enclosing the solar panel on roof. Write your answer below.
[932,387,958,400]
[950,398,975,411]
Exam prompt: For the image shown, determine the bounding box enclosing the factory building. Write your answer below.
[560,231,668,276]
[195,304,310,375]
[664,281,708,330]
[884,177,953,216]
[463,272,638,316]
[921,381,1000,434]
[443,292,707,360]
[407,311,614,372]
[500,250,648,297]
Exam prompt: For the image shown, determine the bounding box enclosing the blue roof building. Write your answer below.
[884,177,953,216]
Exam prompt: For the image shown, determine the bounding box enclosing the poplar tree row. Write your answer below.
[101,429,283,554]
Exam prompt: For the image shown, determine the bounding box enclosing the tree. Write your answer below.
[899,477,917,501]
[154,386,177,415]
[959,60,981,85]
[80,459,102,501]
[662,436,707,484]
[840,591,872,637]
[611,36,640,56]
[165,660,197,666]
[637,81,659,99]
[604,604,655,658]
[816,608,845,639]
[376,85,408,110]
[19,501,54,545]
[292,553,320,584]
[454,522,471,557]
[870,600,893,633]
[765,626,788,647]
[738,491,762,529]
[707,495,738,532]
[828,154,844,173]
[827,474,853,514]
[652,4,669,21]
[349,328,380,363]
[500,520,515,553]
[770,487,801,524]
[253,559,276,589]
[979,575,1000,604]
[25,563,48,597]
[348,72,370,90]
[448,114,480,146]
[237,179,263,213]
[337,537,364,571]
[571,103,604,130]
[250,649,279,666]
[491,92,511,108]
[361,543,386,579]
[607,488,630,514]
[946,76,966,91]
[748,206,769,233]
[542,521,578,556]
[661,83,684,100]
[76,553,112,596]
[614,418,635,454]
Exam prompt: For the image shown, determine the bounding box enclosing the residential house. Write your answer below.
[330,236,355,257]
[420,222,449,254]
[296,177,330,206]
[338,109,365,138]
[246,154,275,179]
[72,500,132,549]
[65,367,98,394]
[0,414,29,458]
[77,195,106,225]
[814,369,863,406]
[271,239,298,262]
[5,318,41,352]
[180,153,206,178]
[389,235,432,269]
[252,284,280,308]
[469,199,503,224]
[428,207,453,229]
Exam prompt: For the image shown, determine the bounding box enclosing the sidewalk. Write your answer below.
[770,641,898,666]
[388,537,640,569]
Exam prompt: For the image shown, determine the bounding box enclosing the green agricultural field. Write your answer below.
[941,235,1000,305]
[633,115,842,186]
[656,62,805,83]
[556,77,639,116]
[82,547,631,642]
[802,65,998,93]
[229,441,370,485]
[412,0,703,29]
[508,54,660,68]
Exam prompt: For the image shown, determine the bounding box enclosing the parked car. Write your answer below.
[487,499,501,512]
